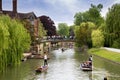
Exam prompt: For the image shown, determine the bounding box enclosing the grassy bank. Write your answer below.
[88,48,120,63]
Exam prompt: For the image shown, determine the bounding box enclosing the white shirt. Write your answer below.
[44,55,47,60]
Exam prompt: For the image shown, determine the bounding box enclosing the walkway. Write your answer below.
[103,47,120,53]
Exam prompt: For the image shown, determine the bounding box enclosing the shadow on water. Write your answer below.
[0,59,44,80]
[74,51,90,62]
[92,56,120,80]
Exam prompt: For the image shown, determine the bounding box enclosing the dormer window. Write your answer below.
[30,16,34,21]
[29,15,34,25]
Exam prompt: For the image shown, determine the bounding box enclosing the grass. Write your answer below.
[88,48,120,63]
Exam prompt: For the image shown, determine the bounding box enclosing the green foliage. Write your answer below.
[69,25,75,36]
[74,26,81,47]
[0,15,31,73]
[57,23,69,36]
[105,3,120,48]
[74,22,96,47]
[91,30,104,48]
[0,20,9,52]
[74,4,104,27]
[88,48,120,62]
[112,38,120,48]
[38,21,47,38]
[74,12,83,25]
[98,22,106,31]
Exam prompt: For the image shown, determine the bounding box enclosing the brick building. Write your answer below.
[0,0,40,53]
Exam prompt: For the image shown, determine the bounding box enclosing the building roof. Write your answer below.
[0,10,37,20]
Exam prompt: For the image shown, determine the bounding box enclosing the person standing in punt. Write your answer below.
[88,55,92,67]
[44,52,48,66]
[89,55,92,61]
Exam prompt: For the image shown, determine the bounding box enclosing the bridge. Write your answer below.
[40,39,75,43]
[23,37,75,59]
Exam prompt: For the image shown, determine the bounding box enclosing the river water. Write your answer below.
[0,48,120,80]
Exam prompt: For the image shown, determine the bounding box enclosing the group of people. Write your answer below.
[82,55,92,68]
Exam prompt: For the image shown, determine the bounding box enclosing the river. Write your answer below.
[0,48,120,80]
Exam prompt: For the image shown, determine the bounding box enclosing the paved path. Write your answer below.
[103,47,120,53]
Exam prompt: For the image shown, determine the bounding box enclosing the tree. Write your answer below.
[74,4,104,27]
[57,23,69,36]
[89,4,104,27]
[0,15,31,73]
[74,22,96,48]
[39,15,56,36]
[69,25,75,37]
[38,21,47,39]
[74,12,83,25]
[91,30,104,48]
[105,3,120,48]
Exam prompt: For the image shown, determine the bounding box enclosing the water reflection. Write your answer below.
[0,48,120,80]
[93,56,120,80]
[34,49,92,80]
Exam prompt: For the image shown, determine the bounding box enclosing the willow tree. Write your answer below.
[0,15,31,73]
[0,18,9,73]
[92,30,104,48]
[105,3,120,48]
[74,22,96,48]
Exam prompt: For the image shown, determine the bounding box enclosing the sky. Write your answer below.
[2,0,120,27]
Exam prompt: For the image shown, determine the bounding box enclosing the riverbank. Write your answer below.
[88,48,120,64]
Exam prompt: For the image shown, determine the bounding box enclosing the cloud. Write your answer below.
[2,0,12,10]
[44,0,84,14]
[42,0,89,26]
[114,0,120,3]
[2,0,120,27]
[101,0,120,17]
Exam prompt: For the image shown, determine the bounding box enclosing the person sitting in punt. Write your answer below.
[82,61,92,68]
[104,77,107,80]
[82,62,89,67]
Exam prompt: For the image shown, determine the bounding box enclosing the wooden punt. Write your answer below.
[35,65,48,73]
[80,63,92,71]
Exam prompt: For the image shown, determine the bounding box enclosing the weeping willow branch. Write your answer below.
[0,15,31,73]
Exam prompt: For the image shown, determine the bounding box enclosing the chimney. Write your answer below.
[0,0,2,12]
[13,0,17,13]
